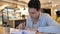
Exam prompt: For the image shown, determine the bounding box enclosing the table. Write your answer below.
[0,26,44,34]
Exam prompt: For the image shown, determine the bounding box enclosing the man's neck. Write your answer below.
[32,18,39,24]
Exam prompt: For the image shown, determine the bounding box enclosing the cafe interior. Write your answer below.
[0,0,60,34]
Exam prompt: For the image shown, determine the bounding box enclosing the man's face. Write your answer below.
[28,8,40,19]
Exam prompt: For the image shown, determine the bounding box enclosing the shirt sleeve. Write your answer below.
[45,14,58,26]
[26,17,29,28]
[38,26,60,33]
[26,17,31,28]
[38,14,60,33]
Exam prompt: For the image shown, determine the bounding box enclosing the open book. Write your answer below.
[11,29,36,34]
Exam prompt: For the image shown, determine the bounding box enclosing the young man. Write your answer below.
[26,0,60,34]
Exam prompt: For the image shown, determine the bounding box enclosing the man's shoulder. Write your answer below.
[40,13,51,19]
[41,13,49,16]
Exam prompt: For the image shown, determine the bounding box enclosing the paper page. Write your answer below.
[11,30,36,34]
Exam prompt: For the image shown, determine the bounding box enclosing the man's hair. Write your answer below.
[28,0,41,11]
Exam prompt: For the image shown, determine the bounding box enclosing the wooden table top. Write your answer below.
[0,26,44,34]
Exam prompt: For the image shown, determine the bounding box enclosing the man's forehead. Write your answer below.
[28,8,36,12]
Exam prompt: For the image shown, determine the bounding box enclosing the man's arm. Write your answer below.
[38,14,60,33]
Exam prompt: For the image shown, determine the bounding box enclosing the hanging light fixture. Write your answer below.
[23,6,26,10]
[24,7,25,10]
[13,0,20,10]
[15,4,20,10]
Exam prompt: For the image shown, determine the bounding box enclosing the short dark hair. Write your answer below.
[28,0,41,11]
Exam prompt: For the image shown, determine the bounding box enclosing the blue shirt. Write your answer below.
[26,13,60,34]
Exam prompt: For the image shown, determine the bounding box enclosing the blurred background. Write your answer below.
[0,0,60,28]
